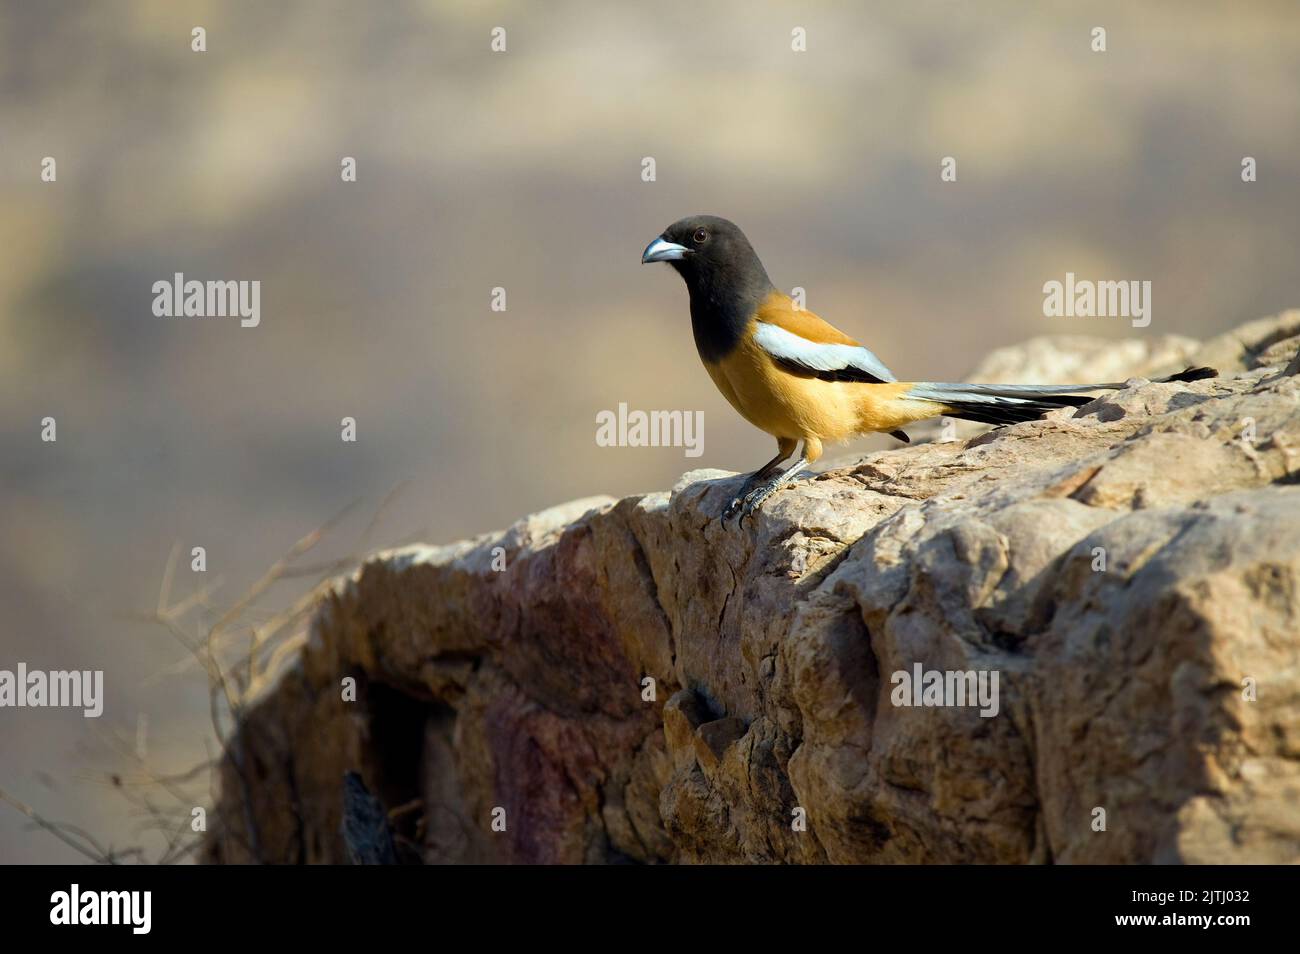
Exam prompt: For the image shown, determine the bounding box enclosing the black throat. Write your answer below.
[678,260,774,365]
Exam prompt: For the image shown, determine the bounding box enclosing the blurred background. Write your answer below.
[2,0,1299,862]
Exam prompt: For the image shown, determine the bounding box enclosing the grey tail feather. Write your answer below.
[908,365,1218,428]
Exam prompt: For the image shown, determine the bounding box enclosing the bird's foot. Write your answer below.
[722,489,754,523]
[723,474,785,526]
[722,470,768,522]
[737,478,783,524]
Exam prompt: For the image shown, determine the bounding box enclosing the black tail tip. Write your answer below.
[1167,365,1218,383]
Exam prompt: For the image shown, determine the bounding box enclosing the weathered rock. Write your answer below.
[205,312,1300,865]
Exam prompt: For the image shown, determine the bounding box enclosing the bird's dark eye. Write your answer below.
[692,228,708,244]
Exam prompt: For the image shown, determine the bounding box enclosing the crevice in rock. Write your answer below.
[362,680,456,863]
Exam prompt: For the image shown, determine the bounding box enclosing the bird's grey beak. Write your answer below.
[641,236,690,263]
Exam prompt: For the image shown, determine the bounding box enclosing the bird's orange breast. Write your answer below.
[702,297,939,443]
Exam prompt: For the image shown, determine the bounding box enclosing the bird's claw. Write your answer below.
[739,483,779,524]
[722,479,779,527]
[722,474,761,524]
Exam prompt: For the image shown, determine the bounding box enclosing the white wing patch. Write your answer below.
[753,321,897,383]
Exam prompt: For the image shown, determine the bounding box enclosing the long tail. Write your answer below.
[905,366,1217,427]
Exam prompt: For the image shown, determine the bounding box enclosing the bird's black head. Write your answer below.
[642,215,775,360]
[642,215,771,290]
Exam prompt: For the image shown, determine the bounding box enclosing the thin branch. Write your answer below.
[12,485,406,865]
[0,786,118,864]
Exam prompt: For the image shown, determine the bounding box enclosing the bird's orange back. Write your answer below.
[752,290,864,347]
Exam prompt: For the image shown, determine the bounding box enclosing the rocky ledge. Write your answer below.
[206,311,1300,864]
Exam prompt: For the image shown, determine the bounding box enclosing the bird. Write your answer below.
[641,214,1216,522]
